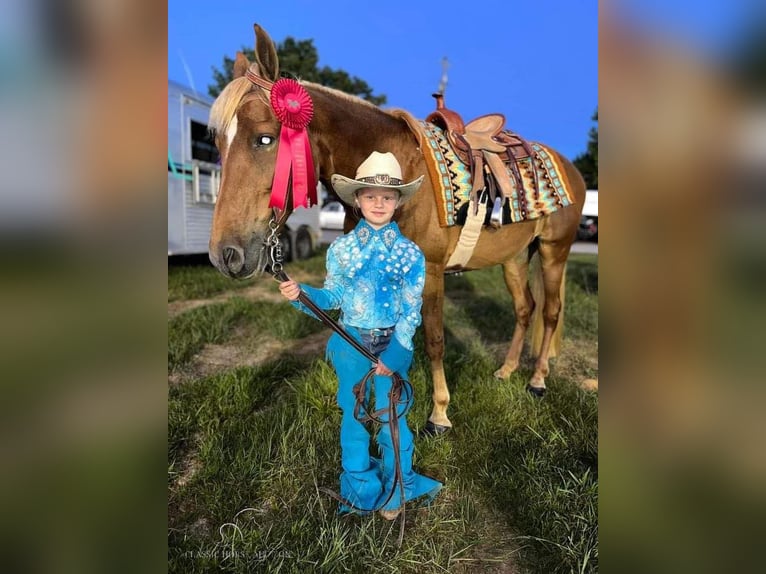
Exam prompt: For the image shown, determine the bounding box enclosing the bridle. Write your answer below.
[240,67,318,275]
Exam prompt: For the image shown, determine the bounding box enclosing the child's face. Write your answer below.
[355,188,400,229]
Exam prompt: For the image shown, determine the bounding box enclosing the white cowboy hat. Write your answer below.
[330,151,424,206]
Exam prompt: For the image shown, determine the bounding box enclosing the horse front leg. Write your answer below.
[421,262,452,435]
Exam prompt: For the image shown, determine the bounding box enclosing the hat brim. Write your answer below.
[330,174,424,206]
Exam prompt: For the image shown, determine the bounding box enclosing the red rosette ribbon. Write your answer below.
[268,79,317,211]
[270,78,313,129]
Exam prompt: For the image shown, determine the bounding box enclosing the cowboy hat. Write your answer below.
[331,151,424,206]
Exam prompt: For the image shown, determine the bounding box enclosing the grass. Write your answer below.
[168,297,326,372]
[169,261,257,302]
[168,252,598,573]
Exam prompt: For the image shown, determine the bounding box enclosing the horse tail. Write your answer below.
[529,250,565,358]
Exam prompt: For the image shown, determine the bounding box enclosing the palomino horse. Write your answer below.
[208,24,586,434]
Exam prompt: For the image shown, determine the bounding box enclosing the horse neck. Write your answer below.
[307,87,419,180]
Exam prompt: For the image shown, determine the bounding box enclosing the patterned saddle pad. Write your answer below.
[419,121,575,228]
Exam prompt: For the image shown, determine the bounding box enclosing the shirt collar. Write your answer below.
[353,219,400,250]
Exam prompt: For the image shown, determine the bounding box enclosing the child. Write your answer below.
[279,151,442,519]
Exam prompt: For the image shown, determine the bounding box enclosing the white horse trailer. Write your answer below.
[168,80,320,260]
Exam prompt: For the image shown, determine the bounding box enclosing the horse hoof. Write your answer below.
[493,365,517,380]
[420,421,451,437]
[526,385,546,398]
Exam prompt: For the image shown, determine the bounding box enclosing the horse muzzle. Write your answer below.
[209,237,267,279]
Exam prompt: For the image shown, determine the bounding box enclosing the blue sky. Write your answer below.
[167,1,759,161]
[168,0,599,160]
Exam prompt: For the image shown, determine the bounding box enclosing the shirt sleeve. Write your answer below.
[291,241,346,317]
[379,246,425,373]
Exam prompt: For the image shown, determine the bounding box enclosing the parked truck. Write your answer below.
[577,189,598,241]
[167,80,320,260]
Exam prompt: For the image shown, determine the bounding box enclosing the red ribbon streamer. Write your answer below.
[269,127,317,210]
[267,78,317,211]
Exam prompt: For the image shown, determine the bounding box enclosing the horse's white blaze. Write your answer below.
[226,116,238,147]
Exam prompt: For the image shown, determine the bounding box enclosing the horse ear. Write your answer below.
[253,23,280,82]
[233,51,250,79]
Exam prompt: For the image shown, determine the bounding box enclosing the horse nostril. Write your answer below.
[222,245,244,274]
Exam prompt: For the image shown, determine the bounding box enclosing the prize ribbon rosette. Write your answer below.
[268,78,317,210]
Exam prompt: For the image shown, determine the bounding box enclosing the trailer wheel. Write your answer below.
[295,227,314,260]
[279,232,292,262]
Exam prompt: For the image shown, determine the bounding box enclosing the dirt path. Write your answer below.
[168,284,283,319]
[169,329,331,386]
[168,269,318,319]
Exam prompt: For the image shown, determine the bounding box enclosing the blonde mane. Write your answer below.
[209,76,382,137]
[209,77,258,135]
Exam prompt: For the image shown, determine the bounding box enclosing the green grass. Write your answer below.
[169,248,332,302]
[168,253,598,573]
[168,264,257,302]
[168,297,325,372]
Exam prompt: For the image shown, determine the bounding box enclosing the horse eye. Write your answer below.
[254,134,275,147]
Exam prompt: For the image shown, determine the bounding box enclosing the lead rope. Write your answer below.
[265,221,409,546]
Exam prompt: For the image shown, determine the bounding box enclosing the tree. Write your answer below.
[208,37,386,105]
[573,109,598,189]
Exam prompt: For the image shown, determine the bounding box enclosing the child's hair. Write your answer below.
[354,188,402,199]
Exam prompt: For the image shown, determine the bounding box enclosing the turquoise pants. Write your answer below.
[326,329,442,513]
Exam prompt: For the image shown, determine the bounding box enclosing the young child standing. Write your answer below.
[279,151,441,519]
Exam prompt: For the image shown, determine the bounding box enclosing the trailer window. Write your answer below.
[189,120,220,204]
[191,120,219,163]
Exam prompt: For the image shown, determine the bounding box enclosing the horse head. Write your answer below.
[208,25,290,278]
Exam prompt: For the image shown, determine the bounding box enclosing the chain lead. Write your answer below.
[266,218,285,279]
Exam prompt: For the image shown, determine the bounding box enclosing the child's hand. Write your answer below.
[375,360,393,376]
[279,280,301,301]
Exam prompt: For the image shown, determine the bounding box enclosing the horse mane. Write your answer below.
[302,82,380,112]
[209,76,383,137]
[209,76,262,135]
[306,82,410,143]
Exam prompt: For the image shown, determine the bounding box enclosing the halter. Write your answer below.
[245,68,319,269]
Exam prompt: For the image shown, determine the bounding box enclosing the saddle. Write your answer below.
[425,93,539,221]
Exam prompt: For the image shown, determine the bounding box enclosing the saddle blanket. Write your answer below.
[418,121,575,228]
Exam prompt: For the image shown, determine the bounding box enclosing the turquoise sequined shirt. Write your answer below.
[294,219,425,353]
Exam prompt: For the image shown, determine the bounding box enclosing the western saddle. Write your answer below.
[425,93,539,220]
